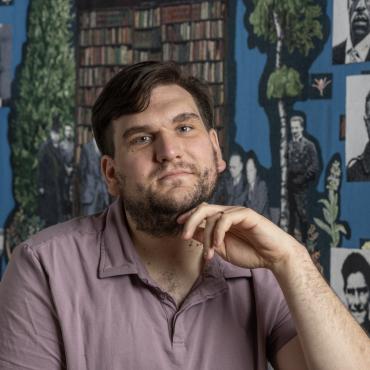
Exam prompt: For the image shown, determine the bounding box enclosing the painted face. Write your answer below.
[345,271,370,324]
[348,0,370,45]
[102,84,225,237]
[64,125,73,139]
[229,155,243,180]
[50,130,60,145]
[290,119,304,141]
[246,158,257,185]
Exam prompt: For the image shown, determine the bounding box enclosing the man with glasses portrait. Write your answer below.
[347,90,370,181]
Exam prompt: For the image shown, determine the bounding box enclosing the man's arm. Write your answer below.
[178,204,370,370]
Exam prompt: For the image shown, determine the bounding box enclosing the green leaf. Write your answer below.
[314,217,332,236]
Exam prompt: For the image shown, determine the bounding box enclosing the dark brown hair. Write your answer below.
[92,61,214,156]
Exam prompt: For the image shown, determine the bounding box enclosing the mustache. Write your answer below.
[353,14,369,23]
[151,162,200,178]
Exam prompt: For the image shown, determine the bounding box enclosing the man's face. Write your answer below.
[229,155,243,179]
[345,271,370,324]
[246,158,257,185]
[290,119,304,141]
[348,0,370,45]
[364,100,370,139]
[64,125,73,140]
[50,130,60,145]
[102,84,225,237]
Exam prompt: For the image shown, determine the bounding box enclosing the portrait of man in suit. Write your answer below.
[346,75,370,181]
[333,0,370,64]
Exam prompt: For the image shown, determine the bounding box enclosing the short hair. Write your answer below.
[341,252,370,290]
[92,61,214,156]
[290,115,305,127]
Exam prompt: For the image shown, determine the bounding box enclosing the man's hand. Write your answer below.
[177,203,301,273]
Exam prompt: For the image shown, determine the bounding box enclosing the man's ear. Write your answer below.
[101,155,120,197]
[209,129,226,173]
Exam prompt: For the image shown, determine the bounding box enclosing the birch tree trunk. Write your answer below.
[272,10,289,231]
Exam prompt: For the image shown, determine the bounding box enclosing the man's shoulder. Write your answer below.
[19,211,106,256]
[333,40,346,64]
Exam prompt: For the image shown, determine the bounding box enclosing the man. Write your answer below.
[0,62,369,369]
[341,252,370,334]
[37,118,66,227]
[225,152,247,205]
[333,0,370,64]
[79,138,110,215]
[287,115,320,243]
[347,90,370,181]
[59,124,75,218]
[244,152,270,219]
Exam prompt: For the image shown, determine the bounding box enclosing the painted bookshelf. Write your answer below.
[76,0,227,153]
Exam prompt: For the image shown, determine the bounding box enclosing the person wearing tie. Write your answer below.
[333,0,370,64]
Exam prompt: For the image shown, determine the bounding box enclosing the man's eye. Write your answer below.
[131,135,152,145]
[178,125,193,133]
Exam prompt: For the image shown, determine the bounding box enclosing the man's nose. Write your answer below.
[154,131,182,162]
[356,0,366,10]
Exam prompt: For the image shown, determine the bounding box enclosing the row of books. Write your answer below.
[77,107,92,126]
[180,61,224,84]
[80,9,132,29]
[79,27,132,46]
[79,1,225,29]
[161,20,223,42]
[78,66,122,88]
[80,46,133,66]
[77,87,103,107]
[163,40,224,62]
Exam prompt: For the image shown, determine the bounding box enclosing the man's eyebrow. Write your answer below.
[122,125,153,140]
[172,112,201,123]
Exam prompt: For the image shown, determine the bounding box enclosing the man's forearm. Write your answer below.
[273,243,370,370]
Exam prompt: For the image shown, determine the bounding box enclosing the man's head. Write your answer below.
[92,61,215,157]
[64,125,73,140]
[229,153,243,180]
[93,62,225,237]
[341,252,370,325]
[246,157,257,185]
[364,91,370,139]
[290,116,305,141]
[50,117,61,147]
[348,0,370,46]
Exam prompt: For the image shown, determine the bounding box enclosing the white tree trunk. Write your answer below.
[273,10,289,230]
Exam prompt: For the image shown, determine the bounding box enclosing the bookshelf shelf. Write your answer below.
[76,0,228,149]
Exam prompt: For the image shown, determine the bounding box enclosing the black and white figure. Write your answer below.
[79,139,109,216]
[331,248,370,335]
[60,124,75,218]
[333,0,370,64]
[37,119,67,227]
[287,115,320,243]
[346,76,370,181]
[244,151,270,218]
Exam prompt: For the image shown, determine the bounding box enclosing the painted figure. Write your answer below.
[341,252,370,334]
[60,124,75,218]
[287,115,320,243]
[333,0,370,64]
[79,138,109,215]
[37,119,66,226]
[347,90,370,181]
[244,152,270,218]
[224,152,247,205]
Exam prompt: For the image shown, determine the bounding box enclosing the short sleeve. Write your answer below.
[251,269,297,362]
[0,244,65,369]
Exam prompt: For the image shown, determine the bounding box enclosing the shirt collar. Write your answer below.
[345,34,370,62]
[99,198,251,280]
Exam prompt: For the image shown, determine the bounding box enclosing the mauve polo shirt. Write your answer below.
[0,199,296,370]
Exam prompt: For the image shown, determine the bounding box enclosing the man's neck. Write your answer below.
[125,210,204,306]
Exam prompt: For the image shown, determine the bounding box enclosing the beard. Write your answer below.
[117,155,219,238]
